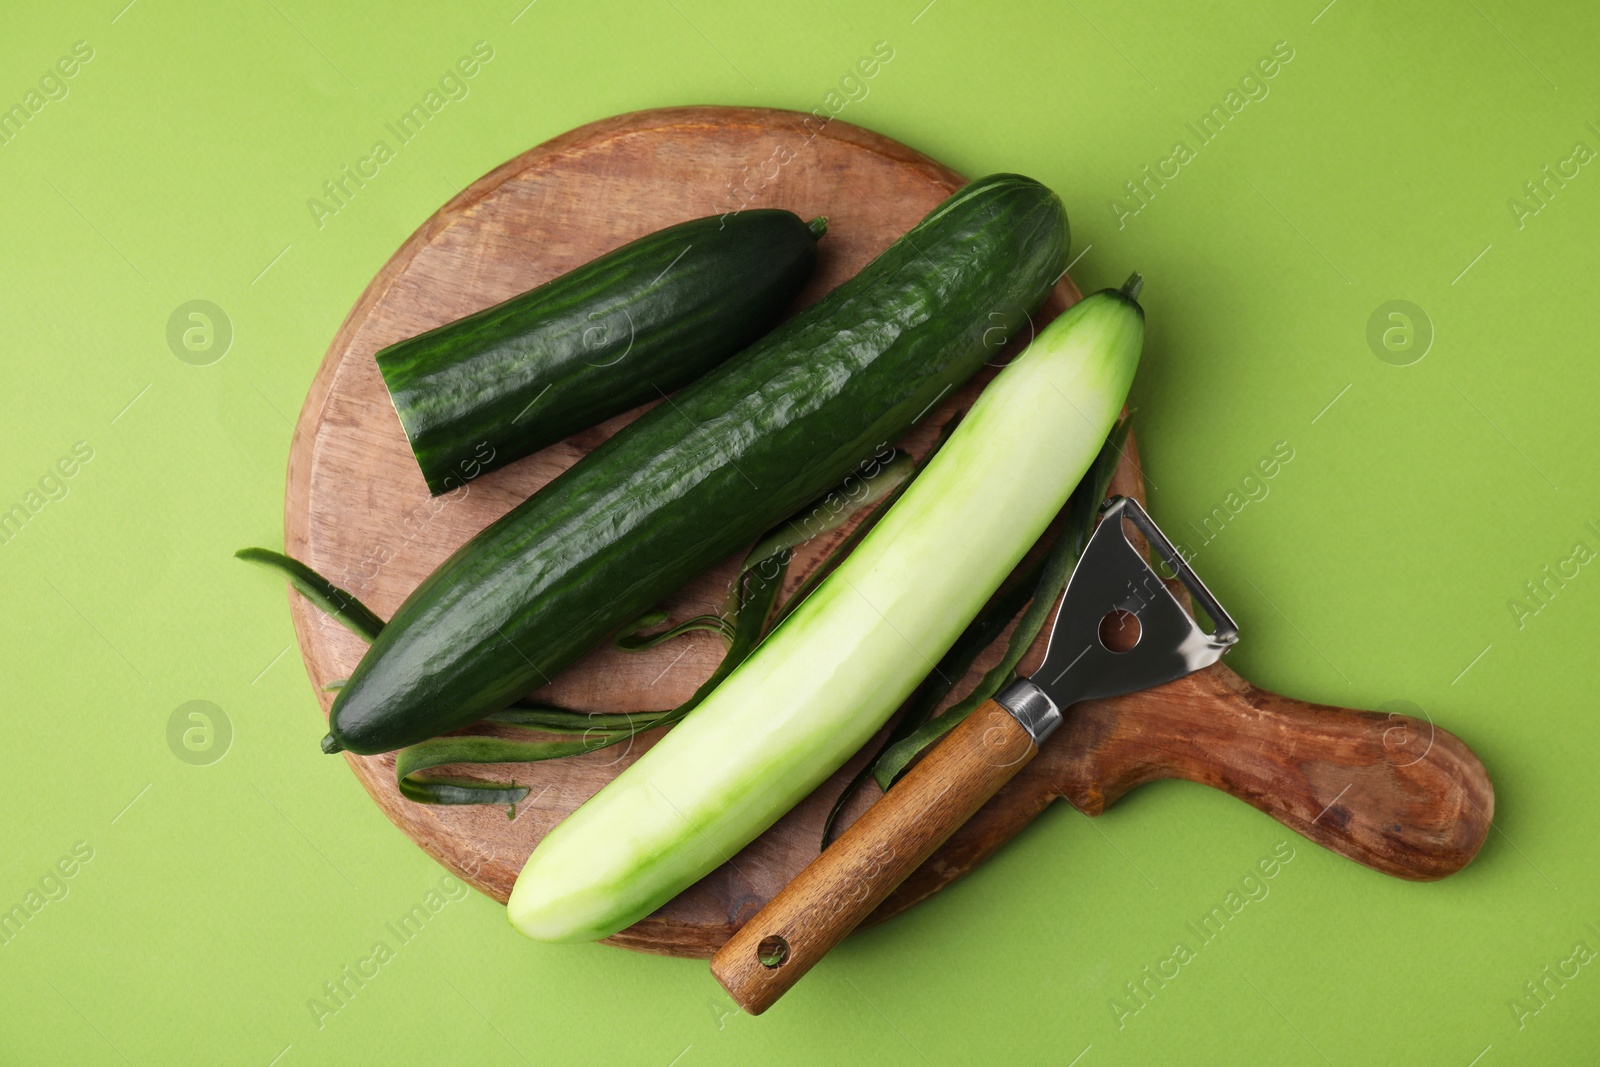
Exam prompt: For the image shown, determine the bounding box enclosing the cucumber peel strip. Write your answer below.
[610,448,914,652]
[742,447,914,568]
[613,612,735,652]
[235,547,385,641]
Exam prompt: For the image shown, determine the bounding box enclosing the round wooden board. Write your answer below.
[285,105,1127,958]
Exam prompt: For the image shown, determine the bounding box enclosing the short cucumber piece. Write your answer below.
[377,210,825,494]
[328,175,1070,756]
[507,279,1144,943]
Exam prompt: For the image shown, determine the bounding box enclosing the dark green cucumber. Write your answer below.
[328,174,1069,755]
[377,210,825,495]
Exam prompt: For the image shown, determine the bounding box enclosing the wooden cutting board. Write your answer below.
[285,106,1494,959]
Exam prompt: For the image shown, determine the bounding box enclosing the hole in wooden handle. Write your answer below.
[757,935,790,968]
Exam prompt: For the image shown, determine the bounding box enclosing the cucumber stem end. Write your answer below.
[807,216,828,239]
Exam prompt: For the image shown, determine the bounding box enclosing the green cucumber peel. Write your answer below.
[613,613,736,652]
[485,705,683,734]
[235,547,385,642]
[611,447,915,653]
[396,734,624,810]
[742,447,914,568]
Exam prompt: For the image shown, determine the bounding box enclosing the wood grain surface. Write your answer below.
[284,106,1494,960]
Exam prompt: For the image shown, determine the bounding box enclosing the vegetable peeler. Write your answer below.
[710,496,1241,1013]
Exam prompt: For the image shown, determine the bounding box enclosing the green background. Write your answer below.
[3,0,1595,1062]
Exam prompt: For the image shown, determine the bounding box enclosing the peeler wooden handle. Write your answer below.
[710,698,1037,1015]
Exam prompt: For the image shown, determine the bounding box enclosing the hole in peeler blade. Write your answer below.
[1098,610,1141,652]
[757,935,790,968]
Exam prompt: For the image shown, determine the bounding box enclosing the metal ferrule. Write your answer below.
[994,678,1062,746]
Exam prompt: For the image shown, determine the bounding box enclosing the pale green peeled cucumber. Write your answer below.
[508,278,1146,943]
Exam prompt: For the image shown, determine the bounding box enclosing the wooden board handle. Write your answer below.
[710,699,1038,1014]
[1058,664,1495,880]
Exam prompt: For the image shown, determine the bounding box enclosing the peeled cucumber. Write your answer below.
[508,277,1146,942]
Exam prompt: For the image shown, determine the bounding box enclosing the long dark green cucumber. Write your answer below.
[376,210,825,494]
[328,174,1069,755]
